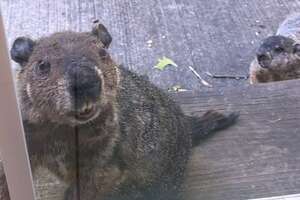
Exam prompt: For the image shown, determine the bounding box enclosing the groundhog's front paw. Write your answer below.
[64,184,78,200]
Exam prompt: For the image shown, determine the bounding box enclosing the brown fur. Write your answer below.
[0,21,239,200]
[250,14,300,84]
[249,57,300,83]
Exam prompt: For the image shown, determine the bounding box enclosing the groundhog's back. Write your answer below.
[115,66,192,197]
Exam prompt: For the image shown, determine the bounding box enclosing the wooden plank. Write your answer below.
[250,193,300,200]
[2,0,300,90]
[0,75,299,200]
[174,79,300,200]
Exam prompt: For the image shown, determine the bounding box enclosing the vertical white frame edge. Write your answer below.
[0,11,36,200]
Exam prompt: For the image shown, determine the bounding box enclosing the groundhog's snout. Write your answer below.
[67,62,102,122]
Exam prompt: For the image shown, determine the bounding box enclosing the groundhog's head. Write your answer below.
[11,21,120,126]
[249,35,300,83]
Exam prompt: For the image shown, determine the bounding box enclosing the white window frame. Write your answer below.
[0,12,36,200]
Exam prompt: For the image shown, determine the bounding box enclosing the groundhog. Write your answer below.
[250,13,300,83]
[0,21,239,200]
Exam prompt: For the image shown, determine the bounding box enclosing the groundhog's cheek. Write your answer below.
[249,65,271,83]
[26,83,34,101]
[271,57,288,68]
[249,74,257,84]
[55,78,72,111]
[249,60,261,84]
[94,66,105,86]
[94,66,103,77]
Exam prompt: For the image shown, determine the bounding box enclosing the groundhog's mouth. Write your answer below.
[74,104,100,123]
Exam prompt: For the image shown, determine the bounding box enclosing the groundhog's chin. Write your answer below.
[64,104,101,126]
[57,104,101,126]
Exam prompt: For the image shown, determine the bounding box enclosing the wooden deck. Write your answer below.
[2,0,300,90]
[177,80,300,200]
[1,0,300,199]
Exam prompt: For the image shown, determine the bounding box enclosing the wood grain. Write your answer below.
[1,0,300,200]
[176,80,300,200]
[1,0,300,89]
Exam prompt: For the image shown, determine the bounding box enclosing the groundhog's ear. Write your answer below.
[92,20,112,48]
[10,37,35,66]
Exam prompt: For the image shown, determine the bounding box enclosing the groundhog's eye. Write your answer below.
[293,44,300,55]
[36,60,51,75]
[274,46,284,53]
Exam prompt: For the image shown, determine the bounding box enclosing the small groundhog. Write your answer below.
[250,13,300,84]
[0,21,239,200]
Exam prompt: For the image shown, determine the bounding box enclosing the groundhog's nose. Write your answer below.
[68,65,101,107]
[256,51,272,68]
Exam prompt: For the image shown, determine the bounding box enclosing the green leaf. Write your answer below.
[154,56,178,70]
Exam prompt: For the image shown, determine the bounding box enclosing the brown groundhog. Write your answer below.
[250,13,300,84]
[0,21,239,200]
